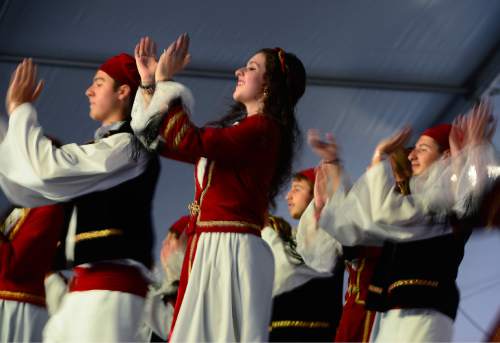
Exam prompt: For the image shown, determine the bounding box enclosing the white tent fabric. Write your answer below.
[0,0,499,340]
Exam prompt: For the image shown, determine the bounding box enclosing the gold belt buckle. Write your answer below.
[188,201,200,216]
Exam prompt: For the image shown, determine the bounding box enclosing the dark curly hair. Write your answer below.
[210,48,306,208]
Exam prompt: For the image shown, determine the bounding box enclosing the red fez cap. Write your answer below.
[99,53,140,95]
[296,168,316,185]
[421,124,452,150]
[169,216,190,235]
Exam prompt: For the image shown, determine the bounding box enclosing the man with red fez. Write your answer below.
[305,102,497,342]
[294,131,385,342]
[0,54,159,341]
[261,167,344,341]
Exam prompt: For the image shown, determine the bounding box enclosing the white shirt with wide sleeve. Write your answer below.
[296,201,344,273]
[318,161,450,247]
[261,226,332,297]
[0,103,149,207]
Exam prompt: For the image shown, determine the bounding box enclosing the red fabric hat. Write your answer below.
[99,53,140,95]
[296,168,316,185]
[169,216,190,235]
[421,124,452,150]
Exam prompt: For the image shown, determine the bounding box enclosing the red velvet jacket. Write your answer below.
[0,205,65,307]
[159,104,280,236]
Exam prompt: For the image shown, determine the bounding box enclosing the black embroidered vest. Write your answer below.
[54,123,160,269]
[366,232,469,320]
[269,262,344,342]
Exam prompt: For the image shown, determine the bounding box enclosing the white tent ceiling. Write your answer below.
[0,0,499,340]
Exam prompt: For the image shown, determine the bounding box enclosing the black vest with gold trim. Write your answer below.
[269,263,344,342]
[365,232,468,320]
[56,123,160,269]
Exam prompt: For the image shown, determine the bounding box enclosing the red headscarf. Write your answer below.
[422,123,452,150]
[99,53,140,95]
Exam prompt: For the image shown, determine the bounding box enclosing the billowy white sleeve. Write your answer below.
[143,286,174,340]
[0,103,149,207]
[261,226,331,297]
[449,143,499,217]
[296,201,344,273]
[319,161,450,247]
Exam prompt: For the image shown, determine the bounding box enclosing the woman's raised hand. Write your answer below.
[156,33,191,82]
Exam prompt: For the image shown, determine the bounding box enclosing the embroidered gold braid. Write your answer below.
[195,161,215,224]
[196,220,261,230]
[173,123,190,149]
[362,310,373,342]
[74,229,123,242]
[368,284,383,294]
[188,233,199,275]
[269,320,331,331]
[388,279,439,293]
[347,258,366,305]
[8,208,31,240]
[162,110,184,139]
[0,290,45,304]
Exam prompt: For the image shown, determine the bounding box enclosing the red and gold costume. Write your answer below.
[136,82,281,341]
[0,205,65,306]
[335,246,381,342]
[160,102,280,335]
[0,205,66,342]
[160,103,279,235]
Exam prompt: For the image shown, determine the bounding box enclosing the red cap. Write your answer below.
[296,168,316,185]
[422,124,452,150]
[99,53,140,95]
[169,216,190,235]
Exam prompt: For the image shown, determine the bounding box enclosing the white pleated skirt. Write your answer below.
[0,299,48,343]
[170,232,275,342]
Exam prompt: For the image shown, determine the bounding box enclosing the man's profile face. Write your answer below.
[85,70,122,123]
[286,178,313,219]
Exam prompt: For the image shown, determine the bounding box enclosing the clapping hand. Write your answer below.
[371,126,411,167]
[313,163,329,215]
[156,33,191,82]
[6,58,44,115]
[308,129,339,163]
[465,99,496,146]
[134,36,158,85]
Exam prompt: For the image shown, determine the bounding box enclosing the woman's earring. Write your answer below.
[263,87,269,97]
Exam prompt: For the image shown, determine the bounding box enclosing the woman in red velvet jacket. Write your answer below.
[131,34,306,342]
